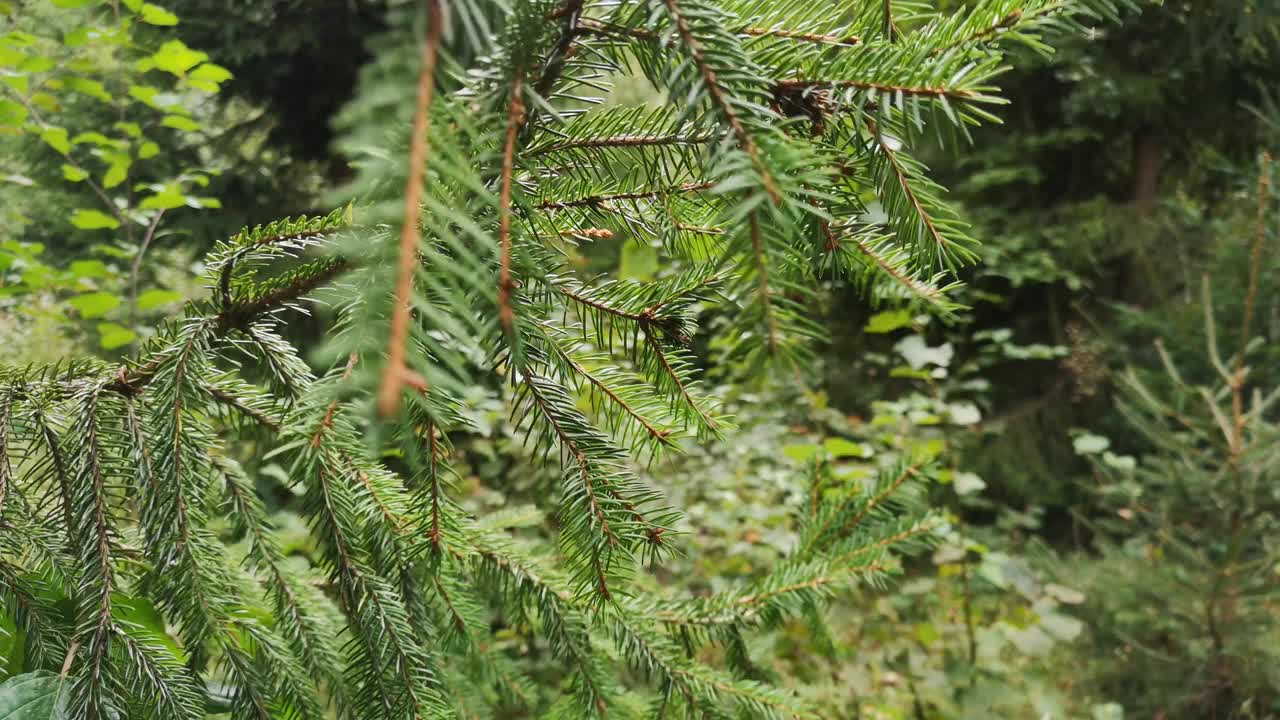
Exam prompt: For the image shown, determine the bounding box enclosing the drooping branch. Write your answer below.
[378,0,443,418]
[499,76,526,334]
[823,221,946,305]
[520,375,618,598]
[748,213,781,353]
[546,340,675,449]
[641,330,719,433]
[865,118,958,257]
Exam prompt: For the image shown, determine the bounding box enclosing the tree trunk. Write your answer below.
[1133,132,1162,216]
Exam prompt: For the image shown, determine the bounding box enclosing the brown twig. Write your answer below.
[536,181,715,210]
[498,76,526,335]
[377,0,442,418]
[314,353,359,448]
[577,17,861,47]
[533,0,586,101]
[127,209,167,357]
[530,133,714,155]
[775,78,977,101]
[883,0,899,42]
[741,26,861,45]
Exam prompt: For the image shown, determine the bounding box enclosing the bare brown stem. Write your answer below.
[377,0,442,418]
[498,76,526,335]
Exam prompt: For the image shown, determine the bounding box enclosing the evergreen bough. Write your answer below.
[0,0,1133,717]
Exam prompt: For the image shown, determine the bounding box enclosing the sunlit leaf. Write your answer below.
[103,160,129,188]
[69,209,120,230]
[70,259,109,278]
[140,184,186,210]
[147,39,206,76]
[864,309,913,334]
[1072,433,1109,455]
[161,114,200,132]
[137,288,182,311]
[139,3,178,25]
[822,437,870,459]
[97,322,136,349]
[39,127,69,155]
[0,99,27,126]
[69,291,119,318]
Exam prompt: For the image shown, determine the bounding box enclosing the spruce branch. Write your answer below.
[741,26,862,46]
[536,181,717,210]
[775,77,978,101]
[799,459,923,558]
[864,117,976,268]
[659,0,782,204]
[748,212,781,353]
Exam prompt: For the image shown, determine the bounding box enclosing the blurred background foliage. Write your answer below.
[3,0,1279,717]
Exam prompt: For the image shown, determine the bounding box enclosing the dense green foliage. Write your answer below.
[2,0,1279,719]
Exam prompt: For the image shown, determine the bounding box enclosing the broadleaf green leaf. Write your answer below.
[864,309,913,334]
[70,260,108,278]
[0,99,26,126]
[69,292,119,318]
[0,671,66,719]
[136,288,182,311]
[139,3,178,25]
[139,185,185,210]
[97,322,136,349]
[39,128,69,155]
[69,209,120,230]
[160,114,199,132]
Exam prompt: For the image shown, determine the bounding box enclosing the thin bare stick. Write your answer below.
[377,0,442,418]
[498,75,526,334]
[128,209,166,357]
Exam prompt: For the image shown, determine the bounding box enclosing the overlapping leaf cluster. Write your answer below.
[0,0,1126,717]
